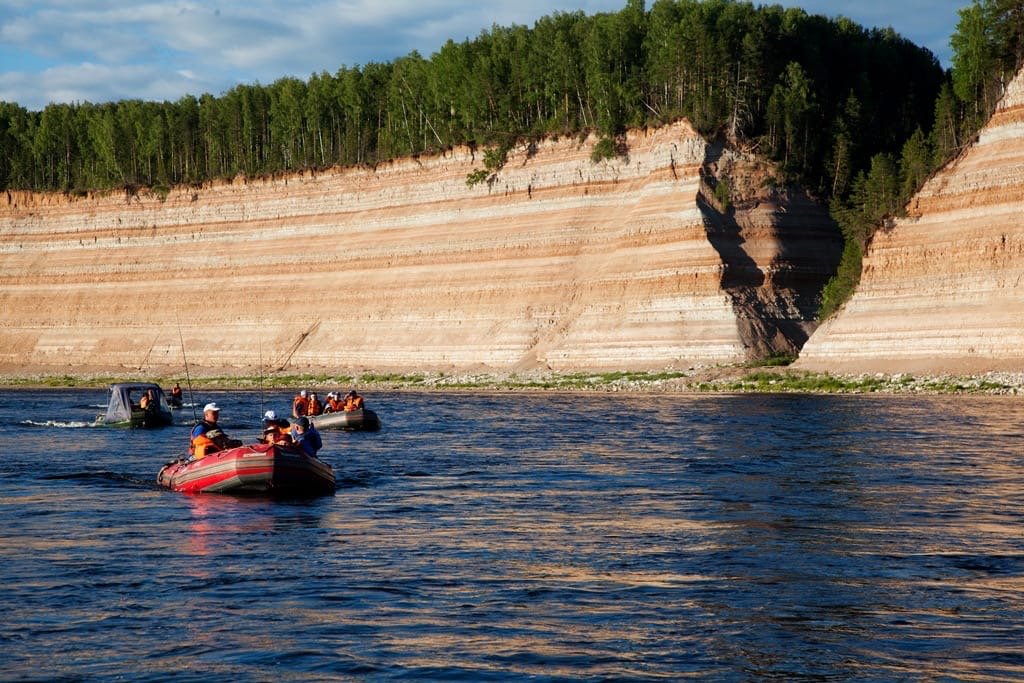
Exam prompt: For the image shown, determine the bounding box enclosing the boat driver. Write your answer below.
[190,402,243,460]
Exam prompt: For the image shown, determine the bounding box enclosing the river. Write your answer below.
[1,388,1022,681]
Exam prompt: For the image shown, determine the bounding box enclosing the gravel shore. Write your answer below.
[2,366,1023,394]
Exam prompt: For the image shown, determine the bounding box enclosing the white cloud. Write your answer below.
[1,0,963,111]
[0,61,218,106]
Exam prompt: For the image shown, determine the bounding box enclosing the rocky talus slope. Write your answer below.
[798,69,1024,374]
[0,121,840,377]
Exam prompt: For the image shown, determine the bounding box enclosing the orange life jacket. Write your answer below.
[344,395,364,411]
[190,432,218,460]
[190,422,241,460]
[306,398,324,416]
[326,397,344,412]
[292,396,308,418]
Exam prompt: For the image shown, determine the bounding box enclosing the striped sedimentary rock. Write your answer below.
[0,121,839,376]
[799,69,1024,374]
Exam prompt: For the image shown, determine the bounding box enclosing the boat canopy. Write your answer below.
[104,382,170,423]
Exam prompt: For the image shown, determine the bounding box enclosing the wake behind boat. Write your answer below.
[157,443,335,496]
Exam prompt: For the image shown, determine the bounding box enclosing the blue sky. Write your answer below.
[0,1,968,111]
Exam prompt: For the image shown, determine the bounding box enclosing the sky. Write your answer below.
[0,0,970,112]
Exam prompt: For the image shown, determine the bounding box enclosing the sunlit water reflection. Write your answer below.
[1,389,1022,680]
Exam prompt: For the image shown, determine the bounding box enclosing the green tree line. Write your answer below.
[1,0,941,197]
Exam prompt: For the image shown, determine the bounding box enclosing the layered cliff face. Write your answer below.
[798,69,1024,374]
[0,121,840,376]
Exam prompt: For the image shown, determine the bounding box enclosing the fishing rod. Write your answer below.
[177,314,198,425]
[258,338,265,422]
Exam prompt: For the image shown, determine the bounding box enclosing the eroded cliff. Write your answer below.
[0,121,840,377]
[798,69,1024,374]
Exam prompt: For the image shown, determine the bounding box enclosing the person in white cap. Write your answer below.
[324,392,343,413]
[189,402,242,460]
[260,409,293,445]
[292,390,309,418]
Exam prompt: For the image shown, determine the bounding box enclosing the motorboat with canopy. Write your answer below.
[97,382,174,428]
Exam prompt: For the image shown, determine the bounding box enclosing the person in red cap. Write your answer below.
[189,402,242,460]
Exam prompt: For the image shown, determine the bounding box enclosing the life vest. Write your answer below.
[190,422,221,460]
[190,422,239,459]
[306,398,324,416]
[326,397,344,413]
[344,395,364,411]
[292,396,308,418]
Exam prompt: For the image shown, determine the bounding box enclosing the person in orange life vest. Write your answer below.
[169,382,183,407]
[324,392,344,413]
[190,403,242,460]
[343,390,364,412]
[259,410,293,446]
[292,390,308,418]
[306,392,324,416]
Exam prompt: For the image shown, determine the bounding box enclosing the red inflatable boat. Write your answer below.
[157,443,335,496]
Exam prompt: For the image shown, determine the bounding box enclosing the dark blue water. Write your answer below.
[1,389,1022,681]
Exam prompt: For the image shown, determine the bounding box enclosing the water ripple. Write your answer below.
[1,390,1023,680]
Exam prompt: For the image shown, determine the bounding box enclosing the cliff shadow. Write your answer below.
[697,185,765,290]
[697,184,840,357]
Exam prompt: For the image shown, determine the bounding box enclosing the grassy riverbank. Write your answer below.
[2,366,1022,395]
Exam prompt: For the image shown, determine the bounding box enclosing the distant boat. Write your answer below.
[97,382,174,428]
[309,408,381,431]
[157,443,336,496]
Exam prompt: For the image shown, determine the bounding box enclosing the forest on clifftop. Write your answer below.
[1,0,1022,317]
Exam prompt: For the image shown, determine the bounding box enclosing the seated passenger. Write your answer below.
[292,390,308,418]
[260,410,293,445]
[290,417,323,457]
[306,392,324,416]
[343,390,364,412]
[190,403,242,460]
[324,392,344,413]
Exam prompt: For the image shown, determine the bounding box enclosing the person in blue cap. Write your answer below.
[290,416,323,457]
